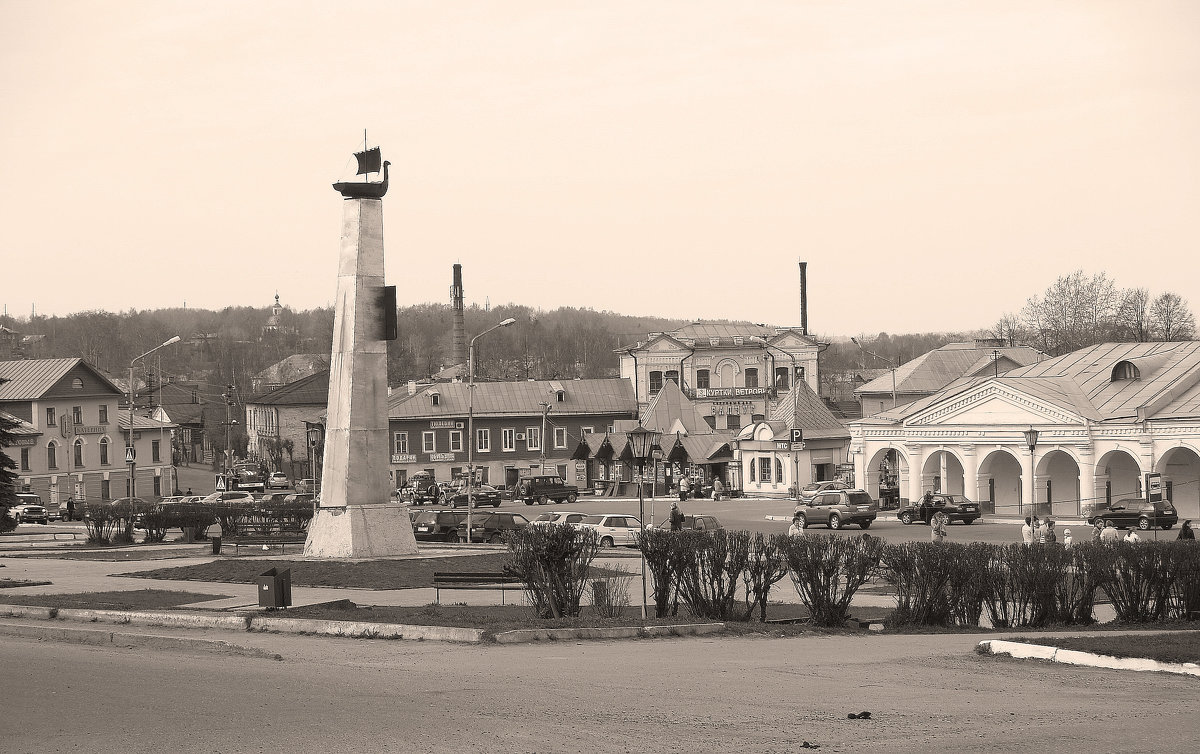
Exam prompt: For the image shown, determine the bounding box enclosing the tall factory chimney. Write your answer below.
[798,260,808,335]
[451,264,467,372]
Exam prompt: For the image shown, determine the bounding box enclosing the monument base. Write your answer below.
[303,502,419,558]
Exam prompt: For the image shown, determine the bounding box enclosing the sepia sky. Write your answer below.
[2,1,1198,337]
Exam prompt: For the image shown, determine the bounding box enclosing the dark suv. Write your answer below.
[794,489,877,530]
[897,494,981,525]
[456,512,530,543]
[1088,498,1178,531]
[411,509,469,542]
[519,476,580,506]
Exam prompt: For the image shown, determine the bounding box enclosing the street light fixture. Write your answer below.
[627,423,660,620]
[1023,426,1039,522]
[466,317,516,541]
[126,335,180,535]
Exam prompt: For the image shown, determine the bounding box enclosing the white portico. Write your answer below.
[850,342,1200,521]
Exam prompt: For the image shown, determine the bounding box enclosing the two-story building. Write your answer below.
[618,322,821,432]
[243,370,329,479]
[387,378,638,491]
[0,358,177,505]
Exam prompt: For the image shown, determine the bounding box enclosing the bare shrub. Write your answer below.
[636,528,679,618]
[1099,541,1177,622]
[1170,541,1200,620]
[674,530,749,621]
[81,501,121,544]
[503,523,600,619]
[783,533,882,627]
[740,533,790,622]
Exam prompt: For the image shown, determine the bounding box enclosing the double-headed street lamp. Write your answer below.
[466,317,516,540]
[627,423,660,620]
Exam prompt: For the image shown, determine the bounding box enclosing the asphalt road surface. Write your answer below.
[3,627,1195,753]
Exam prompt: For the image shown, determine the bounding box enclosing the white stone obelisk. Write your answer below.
[304,197,418,557]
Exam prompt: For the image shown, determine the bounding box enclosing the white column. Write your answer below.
[1022,446,1036,520]
[960,446,978,502]
[907,444,925,503]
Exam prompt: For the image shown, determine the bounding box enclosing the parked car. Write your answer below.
[200,491,256,506]
[404,473,444,506]
[797,481,851,505]
[897,494,982,525]
[1088,498,1178,530]
[266,472,290,490]
[10,493,49,524]
[518,475,580,505]
[793,489,877,530]
[531,511,592,527]
[577,513,643,547]
[455,511,530,543]
[656,514,724,534]
[444,484,503,509]
[412,509,470,542]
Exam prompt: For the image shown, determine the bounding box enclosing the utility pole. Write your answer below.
[539,402,551,475]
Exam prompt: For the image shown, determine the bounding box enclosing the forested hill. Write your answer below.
[0,304,687,392]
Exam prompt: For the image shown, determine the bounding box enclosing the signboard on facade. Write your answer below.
[836,463,855,475]
[1145,472,1163,503]
[75,425,105,435]
[10,437,36,447]
[711,401,755,416]
[429,452,456,462]
[430,420,456,429]
[775,441,790,450]
[695,387,769,399]
[792,429,804,443]
[391,453,417,464]
[791,442,805,451]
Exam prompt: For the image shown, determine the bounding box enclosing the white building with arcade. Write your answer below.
[849,342,1200,521]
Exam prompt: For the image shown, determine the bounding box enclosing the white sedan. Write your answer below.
[577,514,643,547]
[267,472,290,490]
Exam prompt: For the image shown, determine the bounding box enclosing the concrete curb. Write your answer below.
[0,620,282,659]
[494,622,724,644]
[250,615,485,643]
[978,639,1200,677]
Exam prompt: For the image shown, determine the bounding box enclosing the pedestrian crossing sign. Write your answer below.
[125,446,135,464]
[215,475,227,491]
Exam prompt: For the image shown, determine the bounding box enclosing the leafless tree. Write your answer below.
[988,312,1027,347]
[1020,270,1124,356]
[1118,287,1152,342]
[1150,292,1196,342]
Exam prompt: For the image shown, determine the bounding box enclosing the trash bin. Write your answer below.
[257,567,292,609]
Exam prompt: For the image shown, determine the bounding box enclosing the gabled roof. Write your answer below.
[249,370,330,406]
[865,341,1200,426]
[769,380,849,440]
[253,353,329,383]
[856,344,1044,397]
[640,380,711,435]
[389,378,636,419]
[618,322,818,352]
[0,358,123,400]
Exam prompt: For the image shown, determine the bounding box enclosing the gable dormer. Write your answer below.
[429,390,441,407]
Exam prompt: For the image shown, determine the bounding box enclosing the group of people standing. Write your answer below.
[1023,515,1196,546]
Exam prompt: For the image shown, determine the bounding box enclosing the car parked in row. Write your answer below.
[456,512,530,543]
[412,509,469,542]
[897,494,982,525]
[577,513,643,547]
[793,489,877,530]
[531,511,591,527]
[796,480,850,505]
[656,514,724,534]
[267,472,290,490]
[518,475,580,505]
[1087,498,1178,530]
[445,484,503,508]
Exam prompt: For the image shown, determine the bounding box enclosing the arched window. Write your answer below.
[71,378,84,390]
[100,437,110,465]
[74,438,84,467]
[1112,361,1140,381]
[749,457,757,482]
[430,392,441,406]
[47,442,58,470]
[776,458,784,482]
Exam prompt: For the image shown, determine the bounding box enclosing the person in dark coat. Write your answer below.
[669,502,685,531]
[65,497,75,522]
[1179,520,1195,540]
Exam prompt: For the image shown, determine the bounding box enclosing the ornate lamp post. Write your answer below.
[627,423,660,619]
[466,318,516,541]
[1023,426,1039,521]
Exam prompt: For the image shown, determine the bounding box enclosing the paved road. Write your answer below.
[3,627,1195,753]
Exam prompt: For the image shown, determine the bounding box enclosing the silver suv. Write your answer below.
[794,489,878,530]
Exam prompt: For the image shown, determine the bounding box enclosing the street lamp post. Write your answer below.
[1023,426,1039,522]
[627,423,660,620]
[466,317,516,541]
[126,336,180,535]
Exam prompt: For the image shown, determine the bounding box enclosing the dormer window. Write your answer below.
[430,392,441,407]
[556,390,565,403]
[1111,361,1140,381]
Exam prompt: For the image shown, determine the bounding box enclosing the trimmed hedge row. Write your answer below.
[81,499,314,545]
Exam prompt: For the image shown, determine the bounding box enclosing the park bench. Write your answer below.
[432,571,523,605]
[227,525,308,555]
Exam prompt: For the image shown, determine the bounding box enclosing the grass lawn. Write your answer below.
[1,589,232,610]
[6,547,211,561]
[1005,632,1200,665]
[122,553,516,589]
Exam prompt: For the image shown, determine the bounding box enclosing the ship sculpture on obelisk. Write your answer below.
[304,142,418,558]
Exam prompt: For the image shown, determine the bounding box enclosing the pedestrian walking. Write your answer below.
[679,476,691,502]
[206,517,223,555]
[669,501,685,531]
[788,516,804,537]
[712,478,724,502]
[1021,516,1034,545]
[1124,529,1141,544]
[64,497,75,522]
[1100,521,1121,543]
[1091,519,1104,542]
[1063,528,1073,548]
[931,510,948,543]
[1179,520,1195,540]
